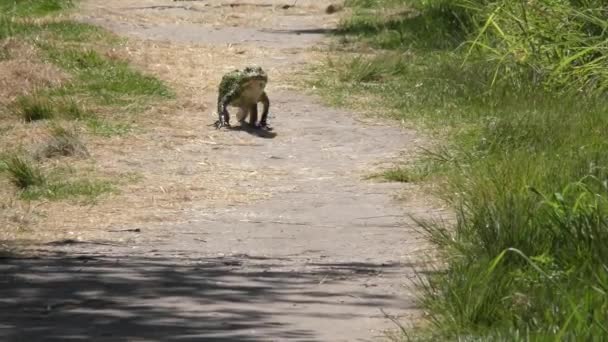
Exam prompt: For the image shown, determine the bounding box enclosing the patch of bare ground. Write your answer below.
[0,23,295,245]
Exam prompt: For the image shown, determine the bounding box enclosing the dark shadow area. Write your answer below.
[0,253,406,341]
[227,124,277,139]
[261,28,338,35]
[222,3,295,9]
[122,5,206,12]
[163,2,295,9]
[336,6,470,51]
[225,3,273,8]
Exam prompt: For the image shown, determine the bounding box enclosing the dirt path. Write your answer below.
[0,1,442,341]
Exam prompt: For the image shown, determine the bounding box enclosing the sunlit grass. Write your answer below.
[315,0,608,339]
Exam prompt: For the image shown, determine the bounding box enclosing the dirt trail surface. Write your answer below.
[0,1,442,341]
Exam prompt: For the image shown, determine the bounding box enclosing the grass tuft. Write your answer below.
[15,95,55,121]
[380,165,433,183]
[3,155,46,189]
[1,154,114,201]
[40,125,89,158]
[381,167,416,183]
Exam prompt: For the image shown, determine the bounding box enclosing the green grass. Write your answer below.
[42,46,172,104]
[316,0,608,340]
[1,153,114,201]
[3,155,46,188]
[21,178,114,201]
[15,95,55,121]
[55,98,91,120]
[369,153,449,183]
[85,117,132,137]
[380,167,418,183]
[41,21,110,42]
[0,0,73,17]
[0,19,114,42]
[450,0,608,94]
[31,42,173,111]
[378,163,439,184]
[12,94,133,136]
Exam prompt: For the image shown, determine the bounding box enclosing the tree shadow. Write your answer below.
[0,252,409,341]
[335,6,470,51]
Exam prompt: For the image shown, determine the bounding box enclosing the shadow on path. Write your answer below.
[0,253,405,341]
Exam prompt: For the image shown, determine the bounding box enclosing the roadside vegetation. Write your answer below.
[314,0,608,339]
[0,1,171,231]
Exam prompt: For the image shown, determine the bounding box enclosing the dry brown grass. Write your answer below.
[0,41,66,151]
[0,40,69,106]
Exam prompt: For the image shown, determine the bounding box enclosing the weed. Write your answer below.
[15,95,55,121]
[3,155,46,189]
[380,167,417,183]
[380,164,435,183]
[1,153,114,201]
